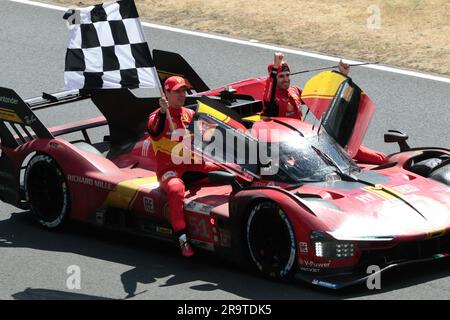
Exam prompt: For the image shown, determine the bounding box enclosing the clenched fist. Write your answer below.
[159,97,169,114]
[338,59,350,76]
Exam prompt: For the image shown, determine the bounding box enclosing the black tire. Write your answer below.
[246,201,297,279]
[24,154,70,228]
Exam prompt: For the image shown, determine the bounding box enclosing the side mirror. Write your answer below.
[208,171,242,191]
[384,130,410,152]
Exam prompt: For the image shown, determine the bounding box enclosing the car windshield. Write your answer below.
[189,113,358,183]
[188,113,260,176]
[264,131,359,183]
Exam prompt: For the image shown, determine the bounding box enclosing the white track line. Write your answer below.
[8,0,450,84]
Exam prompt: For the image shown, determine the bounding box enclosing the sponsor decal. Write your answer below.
[67,174,113,190]
[184,200,213,215]
[0,96,19,105]
[252,181,277,187]
[95,210,105,225]
[143,196,154,213]
[354,193,377,203]
[392,184,419,194]
[23,114,37,125]
[312,279,337,289]
[94,180,113,191]
[299,242,308,254]
[300,267,320,273]
[299,259,331,268]
[67,174,93,186]
[156,226,172,235]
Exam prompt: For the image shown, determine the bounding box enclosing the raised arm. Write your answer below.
[262,52,284,116]
[147,97,169,139]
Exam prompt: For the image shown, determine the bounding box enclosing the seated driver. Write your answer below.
[147,76,219,257]
[262,52,387,165]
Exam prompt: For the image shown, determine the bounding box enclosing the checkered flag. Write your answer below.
[63,0,159,90]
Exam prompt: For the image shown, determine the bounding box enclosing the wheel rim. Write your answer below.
[247,203,296,277]
[27,161,65,223]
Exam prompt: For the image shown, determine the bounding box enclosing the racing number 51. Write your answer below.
[187,215,210,239]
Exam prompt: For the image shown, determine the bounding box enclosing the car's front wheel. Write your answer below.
[246,201,297,279]
[24,153,70,229]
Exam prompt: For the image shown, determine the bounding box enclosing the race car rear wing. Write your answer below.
[0,87,57,148]
[0,87,158,149]
[25,89,90,111]
[153,49,210,92]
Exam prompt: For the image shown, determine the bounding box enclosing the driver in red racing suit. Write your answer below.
[147,76,219,257]
[262,52,387,165]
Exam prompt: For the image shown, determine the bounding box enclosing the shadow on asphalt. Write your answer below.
[12,288,113,300]
[1,211,449,300]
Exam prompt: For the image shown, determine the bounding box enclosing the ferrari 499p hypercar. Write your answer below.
[0,51,448,289]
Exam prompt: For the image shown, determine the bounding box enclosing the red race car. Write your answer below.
[0,51,448,289]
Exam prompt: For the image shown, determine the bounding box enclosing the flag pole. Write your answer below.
[152,67,175,132]
[157,86,175,132]
[290,62,379,76]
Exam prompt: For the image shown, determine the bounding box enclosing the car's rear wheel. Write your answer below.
[246,201,297,279]
[24,154,70,228]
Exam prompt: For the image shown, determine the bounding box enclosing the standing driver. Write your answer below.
[263,52,386,165]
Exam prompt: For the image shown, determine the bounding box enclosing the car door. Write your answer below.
[302,71,375,158]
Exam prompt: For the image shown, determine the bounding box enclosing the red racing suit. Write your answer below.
[147,106,219,232]
[262,64,386,165]
[262,63,303,119]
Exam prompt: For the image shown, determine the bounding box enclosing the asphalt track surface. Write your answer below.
[0,0,449,300]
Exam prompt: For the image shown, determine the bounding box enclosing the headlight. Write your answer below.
[310,231,356,259]
[315,242,324,257]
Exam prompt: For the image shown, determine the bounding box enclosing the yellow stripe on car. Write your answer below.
[103,176,159,209]
[0,107,23,124]
[242,114,270,122]
[364,184,403,200]
[197,101,230,123]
